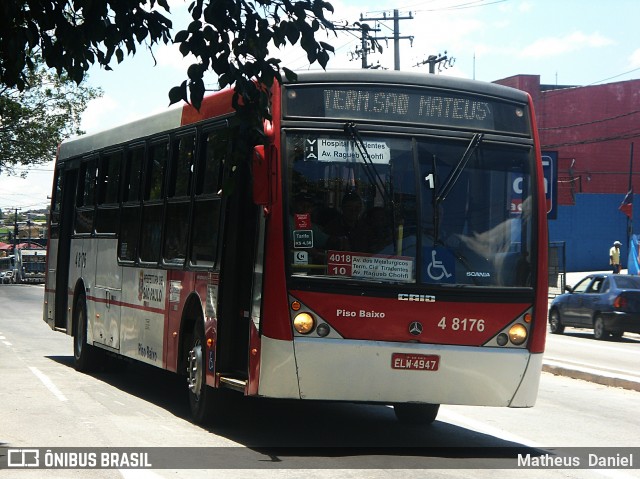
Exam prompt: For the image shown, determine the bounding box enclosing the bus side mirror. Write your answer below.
[252,145,270,207]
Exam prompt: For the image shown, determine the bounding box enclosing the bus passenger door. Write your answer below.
[217,168,257,380]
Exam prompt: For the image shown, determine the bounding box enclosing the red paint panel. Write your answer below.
[291,290,529,346]
[180,89,235,126]
[528,93,549,354]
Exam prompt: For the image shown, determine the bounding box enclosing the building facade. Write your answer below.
[495,75,640,271]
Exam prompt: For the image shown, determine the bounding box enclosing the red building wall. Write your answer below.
[495,75,640,205]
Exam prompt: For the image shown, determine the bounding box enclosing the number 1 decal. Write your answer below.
[424,173,435,189]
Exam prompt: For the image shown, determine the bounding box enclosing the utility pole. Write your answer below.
[13,208,19,250]
[414,51,455,74]
[360,10,413,70]
[341,23,381,69]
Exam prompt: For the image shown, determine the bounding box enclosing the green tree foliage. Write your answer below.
[0,55,101,175]
[1,1,336,159]
[0,0,173,91]
[171,0,335,164]
[169,0,335,110]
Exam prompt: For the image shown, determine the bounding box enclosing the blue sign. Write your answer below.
[542,152,558,220]
[422,247,456,284]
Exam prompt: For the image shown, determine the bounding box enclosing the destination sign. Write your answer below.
[284,85,530,134]
[305,138,390,164]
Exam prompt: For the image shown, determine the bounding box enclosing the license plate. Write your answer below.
[391,353,440,371]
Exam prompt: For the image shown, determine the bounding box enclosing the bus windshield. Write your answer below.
[285,132,534,288]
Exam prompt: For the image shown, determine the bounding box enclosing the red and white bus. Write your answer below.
[43,70,548,424]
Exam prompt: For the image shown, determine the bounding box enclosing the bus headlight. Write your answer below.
[293,313,315,334]
[508,324,527,345]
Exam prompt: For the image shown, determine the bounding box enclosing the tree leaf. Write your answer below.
[168,80,187,106]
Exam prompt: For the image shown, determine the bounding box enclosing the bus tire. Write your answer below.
[393,403,440,425]
[73,295,98,372]
[186,321,217,425]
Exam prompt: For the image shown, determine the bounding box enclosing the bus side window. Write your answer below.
[140,204,163,263]
[75,158,97,234]
[195,130,225,195]
[190,200,221,267]
[118,146,144,262]
[95,150,122,234]
[123,146,144,203]
[119,206,140,262]
[163,203,189,264]
[163,134,195,266]
[145,141,169,201]
[168,134,195,198]
[139,141,168,264]
[190,129,226,267]
[49,171,63,239]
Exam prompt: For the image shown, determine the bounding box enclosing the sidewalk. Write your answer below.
[542,360,640,392]
[543,269,640,392]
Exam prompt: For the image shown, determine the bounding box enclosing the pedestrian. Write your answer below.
[610,240,622,274]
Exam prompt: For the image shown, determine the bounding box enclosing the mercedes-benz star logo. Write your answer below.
[409,321,423,336]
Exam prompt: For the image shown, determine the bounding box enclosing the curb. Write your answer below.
[542,361,640,393]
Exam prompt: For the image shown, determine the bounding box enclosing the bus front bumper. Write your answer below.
[257,336,542,407]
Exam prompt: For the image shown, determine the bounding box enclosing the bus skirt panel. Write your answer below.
[258,336,542,407]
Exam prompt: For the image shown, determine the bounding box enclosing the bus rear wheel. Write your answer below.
[73,295,98,372]
[393,403,440,425]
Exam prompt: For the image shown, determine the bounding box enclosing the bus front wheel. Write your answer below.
[186,321,218,424]
[393,403,440,425]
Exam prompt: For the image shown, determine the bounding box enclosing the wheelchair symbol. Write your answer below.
[427,249,452,281]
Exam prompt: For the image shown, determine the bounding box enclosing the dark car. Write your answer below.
[548,274,640,340]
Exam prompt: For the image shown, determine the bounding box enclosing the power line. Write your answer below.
[542,128,640,149]
[540,109,640,131]
[586,67,640,86]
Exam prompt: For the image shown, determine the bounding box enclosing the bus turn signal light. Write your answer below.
[293,313,315,334]
[508,324,527,345]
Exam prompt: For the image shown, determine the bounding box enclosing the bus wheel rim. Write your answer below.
[187,341,203,399]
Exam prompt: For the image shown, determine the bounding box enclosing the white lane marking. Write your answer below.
[2,341,11,346]
[29,366,68,402]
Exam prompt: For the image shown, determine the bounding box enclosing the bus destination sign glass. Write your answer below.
[284,85,529,134]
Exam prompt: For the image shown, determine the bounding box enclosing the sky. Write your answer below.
[2,0,640,212]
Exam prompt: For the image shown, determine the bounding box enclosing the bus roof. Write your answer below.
[57,70,529,162]
[287,70,530,103]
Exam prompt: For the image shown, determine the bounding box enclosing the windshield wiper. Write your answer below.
[435,133,484,204]
[344,122,398,252]
[432,133,483,245]
[344,122,392,207]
